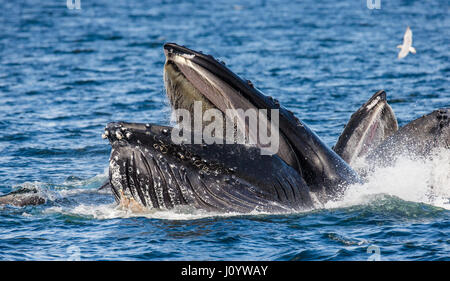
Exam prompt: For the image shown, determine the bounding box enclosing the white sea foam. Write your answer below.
[325,148,450,210]
[44,203,273,220]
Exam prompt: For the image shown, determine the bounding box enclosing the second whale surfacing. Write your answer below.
[333,92,449,170]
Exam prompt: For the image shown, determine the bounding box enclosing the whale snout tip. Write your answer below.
[163,42,207,62]
[364,90,388,111]
[373,90,386,100]
[103,122,173,146]
[163,42,188,58]
[163,42,177,50]
[103,122,126,143]
[163,42,176,57]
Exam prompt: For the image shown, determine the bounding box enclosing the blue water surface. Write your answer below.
[0,0,449,260]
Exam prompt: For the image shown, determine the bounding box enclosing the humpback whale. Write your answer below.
[102,43,362,212]
[333,92,449,169]
[162,43,359,197]
[1,44,448,211]
[102,43,449,213]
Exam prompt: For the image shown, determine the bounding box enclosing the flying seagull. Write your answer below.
[397,27,416,59]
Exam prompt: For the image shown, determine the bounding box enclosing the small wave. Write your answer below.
[61,171,108,189]
[324,232,367,246]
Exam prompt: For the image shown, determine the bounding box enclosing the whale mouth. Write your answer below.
[163,42,301,170]
[102,43,359,212]
[333,90,399,166]
[163,42,278,119]
[163,43,257,108]
[163,43,359,194]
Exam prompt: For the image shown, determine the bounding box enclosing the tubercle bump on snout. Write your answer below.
[436,109,449,120]
[103,122,152,144]
[436,108,449,129]
[103,122,126,143]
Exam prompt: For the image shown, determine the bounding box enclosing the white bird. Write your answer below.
[397,27,416,59]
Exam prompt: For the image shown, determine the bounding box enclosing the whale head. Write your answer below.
[368,108,450,164]
[163,43,359,198]
[334,90,399,166]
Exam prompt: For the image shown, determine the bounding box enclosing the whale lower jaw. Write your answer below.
[105,122,315,213]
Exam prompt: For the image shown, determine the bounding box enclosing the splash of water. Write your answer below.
[44,203,271,220]
[325,148,450,210]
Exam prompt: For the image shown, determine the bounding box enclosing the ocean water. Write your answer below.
[0,0,449,260]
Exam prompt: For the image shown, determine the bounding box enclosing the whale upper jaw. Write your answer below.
[163,43,303,172]
[163,43,359,196]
